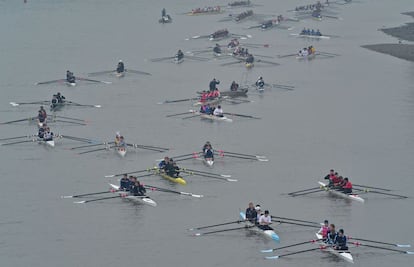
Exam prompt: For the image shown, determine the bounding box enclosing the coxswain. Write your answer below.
[213,44,221,54]
[245,54,254,64]
[43,127,54,141]
[158,156,170,170]
[318,219,330,240]
[176,50,184,61]
[245,202,258,224]
[325,224,337,245]
[116,60,125,73]
[119,174,130,191]
[341,177,352,194]
[256,76,265,89]
[334,229,348,250]
[258,210,273,230]
[131,180,146,196]
[209,78,220,91]
[230,81,239,91]
[66,70,75,83]
[213,105,224,117]
[56,92,65,103]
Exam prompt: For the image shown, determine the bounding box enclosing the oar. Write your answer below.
[64,101,101,108]
[271,83,295,90]
[188,220,243,231]
[193,225,255,236]
[53,119,86,126]
[35,79,62,85]
[60,135,94,143]
[277,53,297,58]
[166,111,195,117]
[0,135,34,141]
[77,77,112,84]
[9,101,49,106]
[183,170,238,182]
[261,239,322,253]
[270,216,320,225]
[74,195,122,204]
[161,98,200,105]
[182,114,200,120]
[61,190,116,198]
[70,143,106,150]
[181,168,232,178]
[104,169,153,178]
[171,153,199,159]
[87,70,114,76]
[132,144,169,150]
[256,59,280,66]
[128,144,166,152]
[145,184,203,198]
[0,117,36,124]
[216,151,267,159]
[186,55,210,61]
[150,56,175,62]
[1,140,36,146]
[218,153,268,161]
[350,237,411,248]
[190,34,210,39]
[224,113,261,119]
[355,188,408,199]
[318,51,341,56]
[353,184,392,191]
[288,187,321,195]
[78,147,112,154]
[289,189,322,197]
[221,60,243,66]
[265,247,322,259]
[271,219,319,228]
[126,69,152,76]
[350,242,414,254]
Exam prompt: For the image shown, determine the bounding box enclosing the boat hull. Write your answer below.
[200,114,233,122]
[219,88,248,97]
[239,212,280,242]
[109,184,157,207]
[156,170,187,185]
[315,233,354,263]
[290,33,331,39]
[296,53,316,60]
[203,158,214,167]
[318,181,365,202]
[116,146,127,157]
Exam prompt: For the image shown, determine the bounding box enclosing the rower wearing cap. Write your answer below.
[56,92,65,103]
[213,105,224,117]
[118,136,127,148]
[258,210,273,230]
[334,229,348,250]
[115,132,121,145]
[202,141,213,154]
[119,174,130,191]
[131,180,146,196]
[176,50,184,61]
[245,202,257,224]
[255,205,263,224]
[117,60,125,73]
[318,220,330,240]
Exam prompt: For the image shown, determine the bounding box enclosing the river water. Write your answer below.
[0,0,413,266]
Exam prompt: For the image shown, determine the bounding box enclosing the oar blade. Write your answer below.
[74,200,86,204]
[265,255,280,260]
[260,249,274,253]
[61,195,74,199]
[227,178,238,182]
[406,251,414,254]
[398,244,411,248]
[104,175,116,178]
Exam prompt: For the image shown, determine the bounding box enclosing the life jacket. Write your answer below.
[320,225,329,238]
[343,181,352,189]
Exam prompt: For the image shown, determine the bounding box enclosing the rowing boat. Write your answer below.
[115,71,125,78]
[39,139,55,147]
[200,113,233,122]
[315,233,354,263]
[186,7,223,16]
[239,212,280,242]
[296,53,316,60]
[228,0,251,7]
[109,184,157,207]
[203,157,214,167]
[115,146,127,157]
[290,33,331,39]
[318,181,365,203]
[152,168,187,185]
[174,57,184,64]
[192,97,222,106]
[219,88,248,97]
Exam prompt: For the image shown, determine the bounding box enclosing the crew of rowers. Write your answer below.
[245,202,273,230]
[199,104,224,117]
[233,47,250,57]
[114,132,127,148]
[298,46,316,56]
[51,92,66,108]
[324,169,353,193]
[234,10,253,21]
[228,0,250,7]
[158,157,180,178]
[175,50,184,61]
[66,70,75,83]
[116,60,124,73]
[301,28,322,36]
[119,174,147,196]
[202,141,214,160]
[191,6,221,14]
[295,1,323,11]
[318,220,349,250]
[38,123,54,141]
[210,29,229,40]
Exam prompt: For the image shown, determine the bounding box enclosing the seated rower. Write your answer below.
[66,70,75,83]
[118,136,127,148]
[166,160,180,177]
[56,92,65,103]
[213,105,224,117]
[117,60,125,73]
[39,106,47,119]
[204,104,213,115]
[256,76,265,89]
[119,174,130,191]
[204,145,214,160]
[131,180,147,196]
[38,124,46,139]
[311,29,315,35]
[37,110,47,124]
[341,177,352,194]
[245,202,258,224]
[213,44,221,54]
[255,205,263,224]
[324,169,335,180]
[316,29,321,36]
[114,132,121,146]
[202,141,212,154]
[230,81,239,91]
[158,157,170,170]
[43,127,54,141]
[301,27,307,34]
[258,210,273,230]
[176,50,184,61]
[245,54,254,64]
[333,229,348,250]
[318,219,330,240]
[51,95,58,108]
[325,224,337,245]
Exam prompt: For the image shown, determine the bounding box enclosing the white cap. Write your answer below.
[116,131,121,137]
[255,205,261,211]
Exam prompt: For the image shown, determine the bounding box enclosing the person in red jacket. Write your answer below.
[341,177,352,194]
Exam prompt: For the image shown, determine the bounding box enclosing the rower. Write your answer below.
[204,145,214,160]
[119,174,130,191]
[316,29,321,36]
[39,106,47,119]
[38,109,47,124]
[341,177,352,194]
[56,92,65,103]
[51,95,58,109]
[230,81,239,91]
[301,27,307,34]
[255,205,263,223]
[43,127,54,141]
[202,141,212,154]
[66,70,75,83]
[311,29,315,35]
[324,169,335,180]
[118,136,127,148]
[116,60,125,73]
[176,50,184,61]
[213,105,224,117]
[325,224,337,245]
[318,219,330,240]
[258,210,273,230]
[38,124,46,138]
[245,202,258,224]
[245,54,254,64]
[166,160,180,177]
[115,132,121,146]
[209,78,220,91]
[158,156,170,170]
[256,76,265,89]
[334,229,348,250]
[261,20,273,29]
[131,180,146,196]
[213,44,221,54]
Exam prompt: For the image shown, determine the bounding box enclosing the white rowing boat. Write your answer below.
[318,181,365,203]
[296,53,316,60]
[203,157,214,167]
[200,113,233,122]
[115,146,127,157]
[290,33,331,39]
[315,233,354,263]
[239,212,280,242]
[109,184,157,207]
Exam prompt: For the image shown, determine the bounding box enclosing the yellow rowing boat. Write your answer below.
[151,168,187,185]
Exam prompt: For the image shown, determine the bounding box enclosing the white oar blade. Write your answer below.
[220,174,232,178]
[255,155,267,159]
[193,233,202,236]
[265,255,280,260]
[191,194,203,198]
[397,244,411,248]
[74,201,86,204]
[94,105,102,108]
[61,195,74,199]
[260,249,274,253]
[258,158,269,162]
[406,251,414,254]
[104,175,115,178]
[227,179,238,182]
[9,102,19,106]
